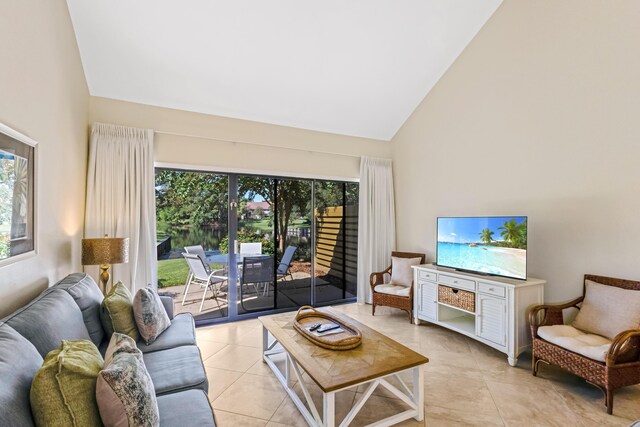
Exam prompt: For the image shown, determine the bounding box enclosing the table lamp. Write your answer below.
[82,235,129,294]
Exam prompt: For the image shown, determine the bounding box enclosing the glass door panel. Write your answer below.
[237,176,276,314]
[314,181,347,304]
[155,169,229,321]
[274,178,312,309]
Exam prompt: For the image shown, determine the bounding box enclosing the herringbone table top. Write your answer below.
[260,308,428,392]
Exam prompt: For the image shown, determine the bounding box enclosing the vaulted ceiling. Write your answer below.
[67,0,502,140]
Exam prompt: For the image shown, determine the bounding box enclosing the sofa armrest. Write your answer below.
[607,329,640,366]
[160,295,175,320]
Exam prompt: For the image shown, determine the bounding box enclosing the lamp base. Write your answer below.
[99,264,110,295]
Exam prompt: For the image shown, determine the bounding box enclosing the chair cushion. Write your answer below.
[390,256,422,287]
[0,322,43,427]
[30,340,104,427]
[4,289,92,358]
[157,390,215,427]
[51,273,105,347]
[100,281,140,341]
[97,333,159,427]
[137,313,196,354]
[134,286,171,345]
[374,284,411,297]
[538,325,611,362]
[572,279,640,340]
[143,345,208,395]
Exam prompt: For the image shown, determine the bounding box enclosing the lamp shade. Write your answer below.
[82,237,129,266]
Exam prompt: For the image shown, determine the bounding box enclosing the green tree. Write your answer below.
[239,177,310,253]
[155,170,228,229]
[479,228,494,245]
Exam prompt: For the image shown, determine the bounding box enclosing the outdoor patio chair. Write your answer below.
[240,242,262,255]
[276,245,297,282]
[184,245,211,292]
[182,252,228,313]
[241,256,274,298]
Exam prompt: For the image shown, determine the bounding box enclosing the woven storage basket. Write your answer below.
[293,306,362,350]
[438,285,475,312]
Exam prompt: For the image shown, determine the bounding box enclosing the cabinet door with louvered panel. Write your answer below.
[476,293,506,346]
[418,281,437,321]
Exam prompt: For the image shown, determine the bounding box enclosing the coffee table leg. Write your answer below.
[413,365,424,421]
[262,325,269,363]
[322,391,335,427]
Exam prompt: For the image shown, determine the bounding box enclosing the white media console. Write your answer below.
[412,264,545,366]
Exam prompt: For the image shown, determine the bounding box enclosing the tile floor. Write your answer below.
[195,303,640,426]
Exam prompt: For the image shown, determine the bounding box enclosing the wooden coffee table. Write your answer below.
[259,308,428,427]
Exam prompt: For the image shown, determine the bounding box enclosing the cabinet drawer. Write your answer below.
[439,274,475,291]
[478,282,506,298]
[417,270,437,282]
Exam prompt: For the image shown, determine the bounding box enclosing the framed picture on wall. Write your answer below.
[0,122,37,267]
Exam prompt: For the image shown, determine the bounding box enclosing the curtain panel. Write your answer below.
[357,156,396,304]
[85,123,157,292]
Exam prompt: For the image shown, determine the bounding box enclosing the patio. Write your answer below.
[158,262,355,322]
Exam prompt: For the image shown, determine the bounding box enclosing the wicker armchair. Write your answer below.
[370,251,425,322]
[529,274,640,414]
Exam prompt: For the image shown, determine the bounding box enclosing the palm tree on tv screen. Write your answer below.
[498,219,525,247]
[479,228,494,245]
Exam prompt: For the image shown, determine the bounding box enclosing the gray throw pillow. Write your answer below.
[96,333,159,427]
[133,286,171,345]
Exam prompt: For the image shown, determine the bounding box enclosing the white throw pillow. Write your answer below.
[389,256,423,287]
[572,279,640,340]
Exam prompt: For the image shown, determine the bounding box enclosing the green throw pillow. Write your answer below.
[100,281,140,341]
[30,340,104,427]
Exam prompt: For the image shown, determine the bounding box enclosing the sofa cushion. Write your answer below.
[134,286,171,345]
[538,324,611,362]
[4,289,92,358]
[51,273,105,346]
[100,281,140,341]
[374,284,410,297]
[0,322,43,427]
[157,389,215,427]
[572,279,640,340]
[30,340,104,427]
[137,313,196,354]
[390,256,422,287]
[143,345,208,395]
[97,333,159,427]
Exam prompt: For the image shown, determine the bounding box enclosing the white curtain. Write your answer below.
[84,123,157,292]
[357,156,396,304]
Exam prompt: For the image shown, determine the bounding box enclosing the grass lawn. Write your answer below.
[157,258,226,288]
[158,258,189,288]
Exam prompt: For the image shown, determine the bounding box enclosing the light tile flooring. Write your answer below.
[195,303,640,426]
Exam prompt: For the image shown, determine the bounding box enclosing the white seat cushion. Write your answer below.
[538,324,611,362]
[374,284,410,297]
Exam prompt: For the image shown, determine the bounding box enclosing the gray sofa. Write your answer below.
[0,273,215,426]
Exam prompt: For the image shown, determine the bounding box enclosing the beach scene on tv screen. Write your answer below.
[437,216,527,279]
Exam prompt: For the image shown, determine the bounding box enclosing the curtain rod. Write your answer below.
[154,129,363,159]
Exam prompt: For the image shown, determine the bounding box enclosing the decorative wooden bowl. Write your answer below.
[293,306,362,351]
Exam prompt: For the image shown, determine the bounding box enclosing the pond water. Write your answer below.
[158,226,227,253]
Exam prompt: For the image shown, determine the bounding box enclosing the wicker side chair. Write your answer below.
[370,251,425,322]
[529,274,640,415]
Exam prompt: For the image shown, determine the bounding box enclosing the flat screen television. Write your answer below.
[436,216,527,280]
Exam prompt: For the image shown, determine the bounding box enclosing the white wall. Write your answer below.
[90,97,391,180]
[0,0,89,316]
[392,0,640,303]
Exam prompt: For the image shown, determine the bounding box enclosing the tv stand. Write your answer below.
[412,264,545,366]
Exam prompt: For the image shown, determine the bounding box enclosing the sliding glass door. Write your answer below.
[155,167,357,324]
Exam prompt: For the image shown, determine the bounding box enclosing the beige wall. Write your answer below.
[393,0,640,303]
[90,97,391,180]
[0,1,89,316]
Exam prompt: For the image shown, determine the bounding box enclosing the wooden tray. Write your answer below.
[293,306,362,351]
